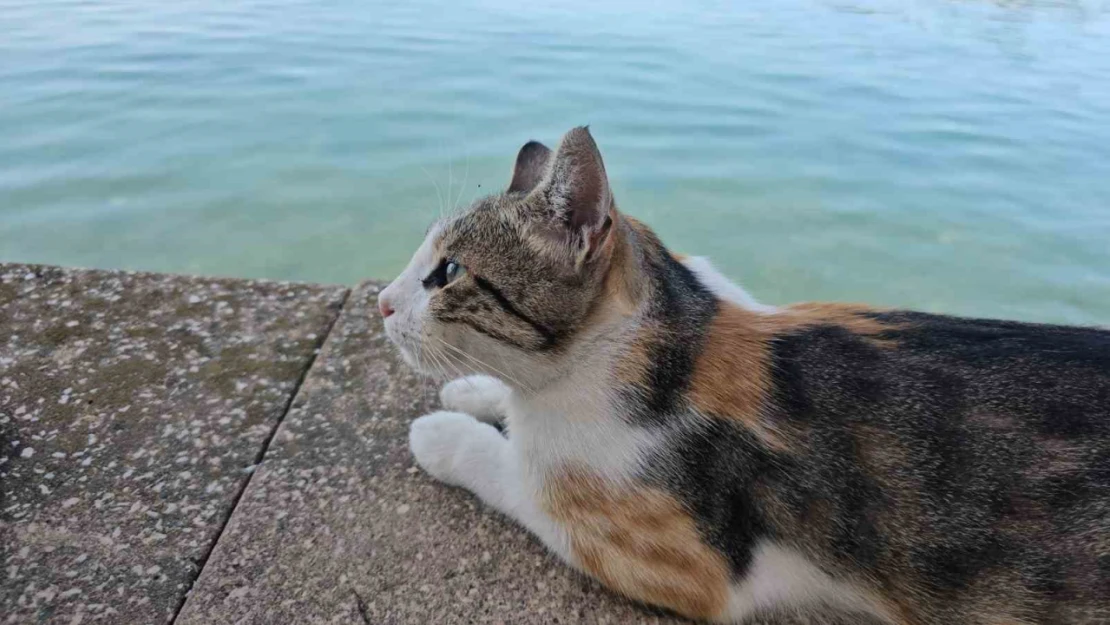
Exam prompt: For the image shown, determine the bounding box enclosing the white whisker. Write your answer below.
[410,343,435,406]
[431,345,469,382]
[419,165,446,220]
[452,152,470,214]
[432,344,481,390]
[424,343,456,379]
[433,336,529,392]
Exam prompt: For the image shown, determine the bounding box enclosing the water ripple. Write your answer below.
[1,0,1108,323]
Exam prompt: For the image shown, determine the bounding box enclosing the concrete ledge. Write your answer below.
[1,264,347,624]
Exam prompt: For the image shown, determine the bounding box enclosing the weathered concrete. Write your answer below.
[176,281,683,624]
[0,264,348,624]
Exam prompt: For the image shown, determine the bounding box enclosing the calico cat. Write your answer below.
[377,127,1110,624]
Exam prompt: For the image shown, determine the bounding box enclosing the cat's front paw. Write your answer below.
[439,376,510,423]
[409,411,500,487]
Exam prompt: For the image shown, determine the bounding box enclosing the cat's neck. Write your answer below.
[502,219,722,481]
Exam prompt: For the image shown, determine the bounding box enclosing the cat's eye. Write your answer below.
[445,261,462,282]
[422,259,465,289]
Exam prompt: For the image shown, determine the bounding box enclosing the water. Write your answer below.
[2,0,1108,325]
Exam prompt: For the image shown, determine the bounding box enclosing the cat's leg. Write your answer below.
[408,411,569,559]
[439,375,511,424]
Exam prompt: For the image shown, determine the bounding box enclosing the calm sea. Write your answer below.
[1,0,1108,324]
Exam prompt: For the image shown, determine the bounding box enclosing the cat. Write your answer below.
[377,127,1110,624]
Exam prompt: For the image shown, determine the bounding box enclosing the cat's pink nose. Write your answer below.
[378,295,395,319]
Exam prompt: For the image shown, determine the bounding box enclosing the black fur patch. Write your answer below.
[756,310,1110,615]
[438,313,533,350]
[628,251,718,423]
[649,419,781,578]
[472,275,560,349]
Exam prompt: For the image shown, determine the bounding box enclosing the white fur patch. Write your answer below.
[503,339,664,484]
[682,256,776,313]
[380,223,443,373]
[439,375,510,424]
[409,411,504,490]
[408,409,573,561]
[725,541,887,622]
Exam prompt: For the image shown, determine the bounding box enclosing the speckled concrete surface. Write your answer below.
[176,281,685,625]
[0,264,348,624]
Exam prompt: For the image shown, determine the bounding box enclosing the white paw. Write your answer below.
[409,411,503,487]
[439,376,510,423]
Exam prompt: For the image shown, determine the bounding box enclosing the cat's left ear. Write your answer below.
[508,141,552,194]
[532,126,614,260]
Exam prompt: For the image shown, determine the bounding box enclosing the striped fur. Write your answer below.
[381,127,1110,624]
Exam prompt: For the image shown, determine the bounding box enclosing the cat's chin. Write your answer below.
[391,342,453,382]
[411,361,452,382]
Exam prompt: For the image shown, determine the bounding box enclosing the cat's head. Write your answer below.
[379,127,634,390]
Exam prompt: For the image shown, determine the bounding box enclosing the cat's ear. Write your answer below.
[508,140,552,194]
[534,126,613,240]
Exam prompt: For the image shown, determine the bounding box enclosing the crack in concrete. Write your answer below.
[168,287,353,624]
[353,590,372,625]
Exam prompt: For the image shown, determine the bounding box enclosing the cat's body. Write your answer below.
[379,128,1110,624]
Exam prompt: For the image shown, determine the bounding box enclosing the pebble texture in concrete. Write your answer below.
[176,281,685,624]
[0,264,348,624]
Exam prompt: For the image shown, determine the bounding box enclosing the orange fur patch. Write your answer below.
[598,211,643,316]
[609,299,895,449]
[772,302,896,346]
[688,305,773,431]
[686,302,896,448]
[543,468,731,621]
[614,323,657,386]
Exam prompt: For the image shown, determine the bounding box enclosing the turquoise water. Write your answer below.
[1,0,1108,325]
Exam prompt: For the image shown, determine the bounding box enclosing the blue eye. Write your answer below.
[422,259,465,289]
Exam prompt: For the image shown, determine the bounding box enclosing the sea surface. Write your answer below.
[2,0,1108,324]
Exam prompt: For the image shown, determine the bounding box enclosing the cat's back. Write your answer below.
[767,308,1110,431]
[758,307,1110,623]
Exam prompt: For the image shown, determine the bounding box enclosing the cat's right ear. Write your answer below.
[507,141,552,194]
